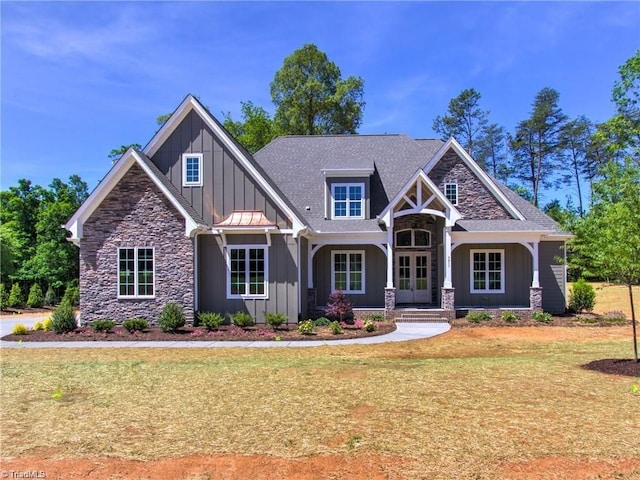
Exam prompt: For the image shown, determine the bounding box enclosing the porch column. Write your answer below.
[386,229,394,288]
[531,241,540,288]
[443,226,452,288]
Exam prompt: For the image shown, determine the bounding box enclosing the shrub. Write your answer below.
[33,321,44,331]
[313,316,331,327]
[62,284,80,307]
[51,301,77,333]
[466,311,492,323]
[298,319,314,335]
[265,312,287,330]
[122,318,148,332]
[42,317,53,331]
[229,311,255,328]
[8,283,23,308]
[501,311,519,323]
[11,323,29,335]
[27,284,45,308]
[363,313,385,323]
[577,315,597,324]
[364,319,377,332]
[532,311,552,323]
[568,278,596,313]
[326,290,353,322]
[158,302,186,332]
[44,286,57,306]
[603,311,627,323]
[0,284,8,310]
[91,319,115,333]
[198,311,224,331]
[329,321,343,335]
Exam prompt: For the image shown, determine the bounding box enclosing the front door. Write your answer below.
[395,252,431,304]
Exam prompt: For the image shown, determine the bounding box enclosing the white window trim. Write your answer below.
[182,153,203,187]
[470,249,505,294]
[395,228,431,248]
[445,182,458,205]
[226,245,269,299]
[331,182,365,219]
[331,250,365,294]
[117,247,156,299]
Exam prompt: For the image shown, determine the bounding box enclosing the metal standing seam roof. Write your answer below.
[214,211,277,228]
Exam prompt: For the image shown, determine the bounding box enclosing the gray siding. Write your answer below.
[152,110,291,228]
[452,243,531,307]
[197,233,298,323]
[314,244,386,307]
[540,241,567,314]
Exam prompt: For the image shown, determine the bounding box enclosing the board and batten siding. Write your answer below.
[313,244,386,307]
[539,241,567,314]
[152,110,291,229]
[452,243,531,307]
[197,233,298,323]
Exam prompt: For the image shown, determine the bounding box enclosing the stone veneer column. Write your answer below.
[384,287,396,320]
[529,287,543,311]
[441,287,455,313]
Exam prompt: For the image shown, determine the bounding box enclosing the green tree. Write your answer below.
[223,101,278,153]
[108,144,142,162]
[19,176,88,288]
[476,123,509,181]
[0,179,45,269]
[573,160,640,361]
[560,116,594,216]
[509,87,568,207]
[7,283,23,308]
[270,44,365,135]
[433,88,489,161]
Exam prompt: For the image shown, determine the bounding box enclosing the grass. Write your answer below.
[1,327,638,479]
[569,281,640,319]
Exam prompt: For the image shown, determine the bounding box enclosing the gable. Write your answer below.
[150,109,291,229]
[427,148,513,220]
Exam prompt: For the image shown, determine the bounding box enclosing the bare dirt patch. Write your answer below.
[497,456,640,480]
[0,454,408,480]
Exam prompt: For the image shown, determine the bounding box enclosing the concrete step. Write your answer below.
[396,317,450,323]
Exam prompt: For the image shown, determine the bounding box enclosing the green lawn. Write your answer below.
[1,327,638,479]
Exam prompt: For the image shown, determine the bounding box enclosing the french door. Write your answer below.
[395,252,431,304]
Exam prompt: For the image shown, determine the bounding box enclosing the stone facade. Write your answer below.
[384,287,396,318]
[529,287,543,311]
[428,150,512,220]
[79,164,194,324]
[441,287,455,311]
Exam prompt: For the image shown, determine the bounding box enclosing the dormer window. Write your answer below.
[183,153,203,187]
[445,182,458,205]
[331,183,364,219]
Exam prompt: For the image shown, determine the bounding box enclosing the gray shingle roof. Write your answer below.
[254,135,443,233]
[253,134,567,235]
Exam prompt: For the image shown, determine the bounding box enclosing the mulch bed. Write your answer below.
[1,321,396,343]
[450,314,631,329]
[582,358,640,377]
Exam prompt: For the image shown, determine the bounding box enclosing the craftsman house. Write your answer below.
[65,95,570,324]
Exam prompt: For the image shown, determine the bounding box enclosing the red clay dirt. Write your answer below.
[1,454,638,479]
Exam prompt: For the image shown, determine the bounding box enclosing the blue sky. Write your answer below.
[1,1,638,206]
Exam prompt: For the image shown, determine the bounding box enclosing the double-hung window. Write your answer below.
[331,251,365,294]
[332,183,364,219]
[470,249,504,293]
[227,246,268,298]
[118,247,155,298]
[182,153,203,187]
[445,182,458,205]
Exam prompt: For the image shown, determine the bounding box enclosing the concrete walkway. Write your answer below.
[0,321,450,349]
